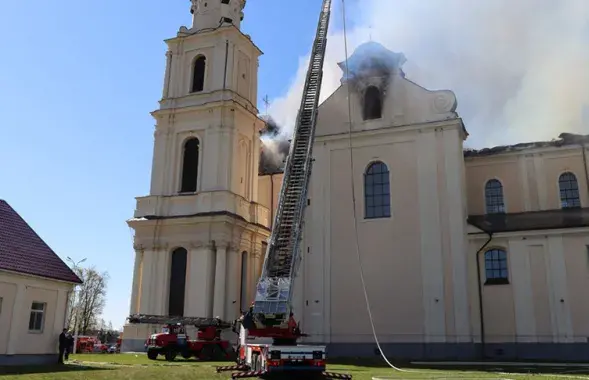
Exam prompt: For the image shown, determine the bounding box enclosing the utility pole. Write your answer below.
[67,256,86,354]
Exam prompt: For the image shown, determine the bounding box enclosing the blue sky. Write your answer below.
[0,0,343,329]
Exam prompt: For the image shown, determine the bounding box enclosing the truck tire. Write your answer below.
[165,349,177,362]
[181,350,192,360]
[147,349,158,360]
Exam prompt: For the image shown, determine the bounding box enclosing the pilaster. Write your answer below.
[225,246,241,320]
[54,289,68,335]
[213,243,228,319]
[417,129,446,342]
[129,249,143,315]
[7,283,26,355]
[185,242,215,317]
[138,249,157,315]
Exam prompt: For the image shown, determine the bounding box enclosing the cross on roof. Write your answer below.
[263,95,270,115]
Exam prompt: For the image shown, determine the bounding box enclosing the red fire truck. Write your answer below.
[127,315,235,361]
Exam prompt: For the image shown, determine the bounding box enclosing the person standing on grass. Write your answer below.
[58,328,68,364]
[64,331,74,360]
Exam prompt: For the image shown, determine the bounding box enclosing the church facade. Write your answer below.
[122,0,589,360]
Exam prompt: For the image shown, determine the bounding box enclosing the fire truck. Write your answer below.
[127,314,234,361]
[217,0,351,378]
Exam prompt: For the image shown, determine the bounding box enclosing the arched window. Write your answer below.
[191,56,206,93]
[180,138,199,193]
[485,179,505,214]
[363,86,382,120]
[240,251,248,312]
[559,172,581,209]
[484,249,508,285]
[168,247,188,316]
[364,161,391,219]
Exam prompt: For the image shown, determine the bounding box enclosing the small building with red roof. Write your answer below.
[0,199,82,365]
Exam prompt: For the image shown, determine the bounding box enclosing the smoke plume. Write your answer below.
[267,0,589,149]
[259,117,290,174]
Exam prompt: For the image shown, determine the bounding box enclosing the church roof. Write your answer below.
[468,207,589,234]
[337,41,407,81]
[464,133,589,157]
[0,200,82,284]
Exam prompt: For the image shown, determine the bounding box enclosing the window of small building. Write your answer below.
[559,172,581,209]
[29,302,46,332]
[180,138,200,193]
[191,56,206,93]
[363,86,382,120]
[364,161,391,219]
[484,249,509,285]
[484,179,506,214]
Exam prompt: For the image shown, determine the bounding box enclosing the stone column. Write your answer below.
[251,249,263,302]
[162,50,173,99]
[225,246,240,320]
[138,250,155,315]
[7,283,26,355]
[129,249,143,315]
[185,243,215,317]
[213,244,228,319]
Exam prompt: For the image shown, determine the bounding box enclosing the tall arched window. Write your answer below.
[191,56,206,93]
[180,138,199,193]
[240,251,248,312]
[168,247,188,316]
[484,248,509,285]
[363,86,382,120]
[559,172,581,209]
[364,161,391,219]
[485,179,505,214]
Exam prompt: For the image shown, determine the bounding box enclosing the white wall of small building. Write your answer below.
[0,270,73,356]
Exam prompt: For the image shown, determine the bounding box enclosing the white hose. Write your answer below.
[340,0,409,374]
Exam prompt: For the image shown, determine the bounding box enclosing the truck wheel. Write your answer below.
[181,350,192,360]
[165,349,177,361]
[147,349,158,360]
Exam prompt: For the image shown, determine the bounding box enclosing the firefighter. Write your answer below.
[287,312,297,334]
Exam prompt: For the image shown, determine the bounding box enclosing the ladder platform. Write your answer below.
[216,365,250,372]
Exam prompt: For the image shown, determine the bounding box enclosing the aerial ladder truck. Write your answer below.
[129,0,349,377]
[217,0,351,378]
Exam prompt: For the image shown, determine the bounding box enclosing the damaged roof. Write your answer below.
[468,207,589,234]
[464,133,589,158]
[0,200,82,284]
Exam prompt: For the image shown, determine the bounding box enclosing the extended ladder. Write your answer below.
[128,314,232,329]
[253,0,332,326]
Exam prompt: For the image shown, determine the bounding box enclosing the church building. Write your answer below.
[122,0,589,360]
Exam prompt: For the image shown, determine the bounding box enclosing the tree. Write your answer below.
[68,266,109,335]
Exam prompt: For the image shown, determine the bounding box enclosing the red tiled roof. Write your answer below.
[0,200,82,284]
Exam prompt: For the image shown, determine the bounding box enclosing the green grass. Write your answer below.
[1,353,588,380]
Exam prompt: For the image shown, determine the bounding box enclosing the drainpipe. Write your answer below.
[581,143,589,203]
[475,230,493,359]
[270,174,275,228]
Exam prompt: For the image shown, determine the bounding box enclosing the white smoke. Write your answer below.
[267,0,589,149]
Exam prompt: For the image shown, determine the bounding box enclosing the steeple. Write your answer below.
[190,0,246,32]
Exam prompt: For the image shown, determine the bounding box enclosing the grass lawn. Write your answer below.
[1,353,588,379]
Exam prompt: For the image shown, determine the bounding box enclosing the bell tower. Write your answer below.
[190,0,246,32]
[121,0,270,352]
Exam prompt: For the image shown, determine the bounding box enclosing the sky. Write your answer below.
[0,0,587,330]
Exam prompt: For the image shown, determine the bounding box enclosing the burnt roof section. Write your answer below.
[0,200,82,284]
[259,116,290,176]
[468,207,589,234]
[464,133,589,158]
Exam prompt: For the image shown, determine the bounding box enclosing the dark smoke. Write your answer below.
[259,116,290,175]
